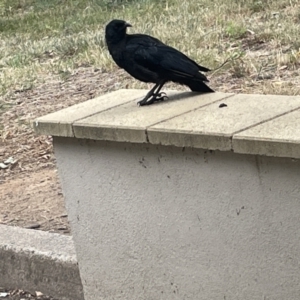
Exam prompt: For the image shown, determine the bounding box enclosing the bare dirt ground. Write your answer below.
[0,168,68,233]
[0,67,127,234]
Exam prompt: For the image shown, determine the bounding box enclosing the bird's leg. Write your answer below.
[137,83,160,106]
[138,81,168,106]
[147,83,168,105]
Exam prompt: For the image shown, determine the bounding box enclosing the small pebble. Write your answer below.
[0,292,8,298]
[36,291,43,297]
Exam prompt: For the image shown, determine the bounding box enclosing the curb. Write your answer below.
[0,225,83,300]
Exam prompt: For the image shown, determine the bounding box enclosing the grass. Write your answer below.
[1,0,300,98]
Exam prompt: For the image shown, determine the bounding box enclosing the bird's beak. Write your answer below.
[125,22,132,28]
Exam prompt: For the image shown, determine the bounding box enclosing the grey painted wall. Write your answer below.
[54,137,300,300]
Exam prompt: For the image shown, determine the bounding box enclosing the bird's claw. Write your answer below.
[137,92,169,106]
[137,99,145,106]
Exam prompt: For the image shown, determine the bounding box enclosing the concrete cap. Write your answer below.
[33,89,300,159]
[73,91,231,143]
[233,108,300,158]
[148,94,300,152]
[33,89,147,137]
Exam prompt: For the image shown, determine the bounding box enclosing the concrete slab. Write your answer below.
[73,91,231,143]
[33,89,146,137]
[0,225,82,300]
[233,108,300,158]
[147,94,300,151]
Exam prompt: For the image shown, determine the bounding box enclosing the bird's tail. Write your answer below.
[185,80,214,93]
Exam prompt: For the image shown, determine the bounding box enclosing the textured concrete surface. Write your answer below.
[33,90,300,158]
[73,91,231,143]
[0,225,83,300]
[233,108,300,158]
[148,93,300,151]
[54,137,300,300]
[33,89,147,137]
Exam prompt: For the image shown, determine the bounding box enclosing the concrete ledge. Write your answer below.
[0,225,83,300]
[33,89,300,159]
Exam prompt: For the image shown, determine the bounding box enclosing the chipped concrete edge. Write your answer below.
[33,119,75,137]
[0,225,83,300]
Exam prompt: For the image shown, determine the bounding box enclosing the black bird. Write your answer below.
[105,19,214,106]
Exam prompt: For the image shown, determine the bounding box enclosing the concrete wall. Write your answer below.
[54,137,300,300]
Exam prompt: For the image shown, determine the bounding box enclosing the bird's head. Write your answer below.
[105,19,132,44]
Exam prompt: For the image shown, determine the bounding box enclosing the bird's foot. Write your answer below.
[138,92,168,106]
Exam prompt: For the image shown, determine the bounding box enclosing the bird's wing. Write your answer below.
[126,34,209,81]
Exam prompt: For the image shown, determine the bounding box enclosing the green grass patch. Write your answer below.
[1,0,300,96]
[225,22,247,39]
